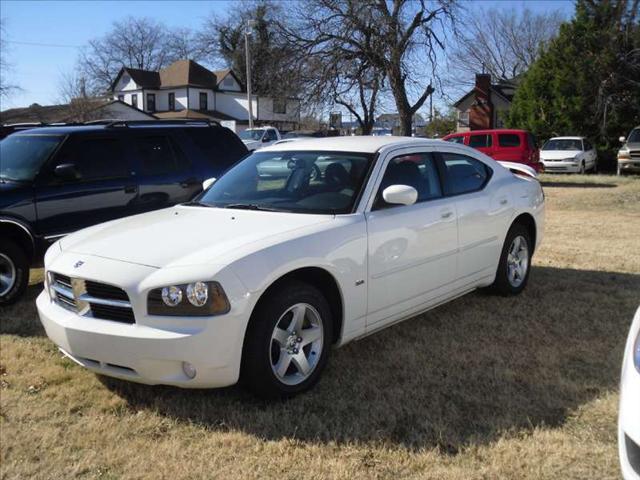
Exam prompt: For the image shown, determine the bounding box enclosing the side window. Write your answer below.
[168,92,175,111]
[584,140,592,151]
[374,153,442,209]
[469,134,492,148]
[446,136,465,144]
[527,133,537,150]
[498,134,521,147]
[131,94,138,108]
[183,128,239,171]
[440,153,491,196]
[132,136,179,176]
[264,129,277,141]
[57,138,128,181]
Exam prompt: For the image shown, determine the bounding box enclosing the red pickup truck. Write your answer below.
[443,129,543,173]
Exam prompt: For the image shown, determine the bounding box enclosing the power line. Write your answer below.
[5,40,81,48]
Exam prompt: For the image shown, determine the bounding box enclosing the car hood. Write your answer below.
[540,150,581,160]
[60,206,334,268]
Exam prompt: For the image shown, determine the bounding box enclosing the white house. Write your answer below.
[110,60,300,131]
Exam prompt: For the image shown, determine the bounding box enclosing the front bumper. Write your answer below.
[619,308,640,479]
[618,159,640,174]
[37,253,253,388]
[541,160,582,173]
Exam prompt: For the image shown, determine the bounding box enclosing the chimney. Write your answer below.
[469,73,493,130]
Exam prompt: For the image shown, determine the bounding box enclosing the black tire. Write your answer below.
[0,238,30,306]
[241,280,333,399]
[488,223,532,296]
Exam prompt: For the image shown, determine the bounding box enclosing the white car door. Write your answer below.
[438,150,511,282]
[365,150,458,328]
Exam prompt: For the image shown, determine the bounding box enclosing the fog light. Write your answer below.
[182,361,196,379]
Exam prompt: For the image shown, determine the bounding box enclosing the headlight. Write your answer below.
[148,281,230,316]
[618,149,631,160]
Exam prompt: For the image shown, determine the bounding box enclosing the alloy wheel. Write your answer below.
[270,302,324,386]
[0,253,17,297]
[507,235,529,288]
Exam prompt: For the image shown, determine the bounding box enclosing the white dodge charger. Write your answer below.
[37,137,545,398]
[619,307,640,480]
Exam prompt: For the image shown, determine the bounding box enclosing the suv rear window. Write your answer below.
[469,134,492,148]
[498,134,521,147]
[184,128,247,171]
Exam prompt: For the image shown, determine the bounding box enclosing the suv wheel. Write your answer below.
[488,224,532,296]
[241,281,333,398]
[0,239,29,306]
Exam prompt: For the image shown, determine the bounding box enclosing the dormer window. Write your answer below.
[223,77,234,88]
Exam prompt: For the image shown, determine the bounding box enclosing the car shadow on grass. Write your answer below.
[98,266,639,452]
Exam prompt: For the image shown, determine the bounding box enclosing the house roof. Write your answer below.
[111,60,244,92]
[0,98,155,125]
[453,77,520,108]
[154,109,244,122]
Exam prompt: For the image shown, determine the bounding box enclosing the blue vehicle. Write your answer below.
[0,120,248,304]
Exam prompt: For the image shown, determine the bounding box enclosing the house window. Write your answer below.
[131,94,138,108]
[458,109,469,126]
[117,95,124,102]
[223,77,234,88]
[273,99,287,114]
[199,92,208,110]
[168,92,175,111]
[147,93,156,112]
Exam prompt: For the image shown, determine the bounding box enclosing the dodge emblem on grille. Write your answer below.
[73,261,84,269]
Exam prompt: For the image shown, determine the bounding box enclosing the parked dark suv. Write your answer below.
[0,120,248,304]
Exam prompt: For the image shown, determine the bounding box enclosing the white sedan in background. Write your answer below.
[37,137,544,398]
[540,136,598,174]
[619,307,640,480]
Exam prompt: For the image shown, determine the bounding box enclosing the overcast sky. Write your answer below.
[0,0,575,112]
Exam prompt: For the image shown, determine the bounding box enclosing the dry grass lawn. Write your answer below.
[1,174,639,479]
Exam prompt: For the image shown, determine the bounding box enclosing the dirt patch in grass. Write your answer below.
[1,174,638,479]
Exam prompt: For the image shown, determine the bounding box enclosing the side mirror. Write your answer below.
[619,136,626,143]
[262,136,270,142]
[382,185,418,206]
[202,177,216,190]
[54,163,81,181]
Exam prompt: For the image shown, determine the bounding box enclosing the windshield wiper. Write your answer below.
[181,200,212,207]
[224,203,281,212]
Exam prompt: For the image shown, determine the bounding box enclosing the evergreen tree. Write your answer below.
[508,0,640,164]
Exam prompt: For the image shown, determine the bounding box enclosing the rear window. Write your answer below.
[184,128,247,171]
[469,134,492,148]
[498,134,521,147]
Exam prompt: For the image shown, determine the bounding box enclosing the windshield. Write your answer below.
[0,134,63,182]
[238,129,264,141]
[197,150,373,214]
[542,139,582,151]
[627,128,640,143]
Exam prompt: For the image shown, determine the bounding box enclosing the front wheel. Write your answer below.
[241,281,333,398]
[0,239,29,306]
[488,224,532,296]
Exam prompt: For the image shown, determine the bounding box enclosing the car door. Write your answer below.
[583,139,596,168]
[34,135,137,238]
[365,149,458,328]
[437,150,509,282]
[128,133,201,214]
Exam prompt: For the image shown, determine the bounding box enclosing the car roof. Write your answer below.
[548,136,584,140]
[11,123,222,136]
[259,135,446,153]
[444,129,529,137]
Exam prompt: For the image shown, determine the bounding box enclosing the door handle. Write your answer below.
[441,211,453,219]
[499,198,508,205]
[124,185,136,194]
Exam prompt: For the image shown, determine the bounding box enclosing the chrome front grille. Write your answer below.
[49,272,135,324]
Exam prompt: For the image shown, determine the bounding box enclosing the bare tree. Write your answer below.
[165,27,205,64]
[56,70,104,121]
[0,18,20,100]
[451,7,564,82]
[77,17,169,95]
[284,0,459,136]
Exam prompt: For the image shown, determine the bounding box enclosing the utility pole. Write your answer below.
[245,19,255,129]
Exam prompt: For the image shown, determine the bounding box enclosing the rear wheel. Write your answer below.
[489,224,532,296]
[0,239,29,306]
[241,281,333,398]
